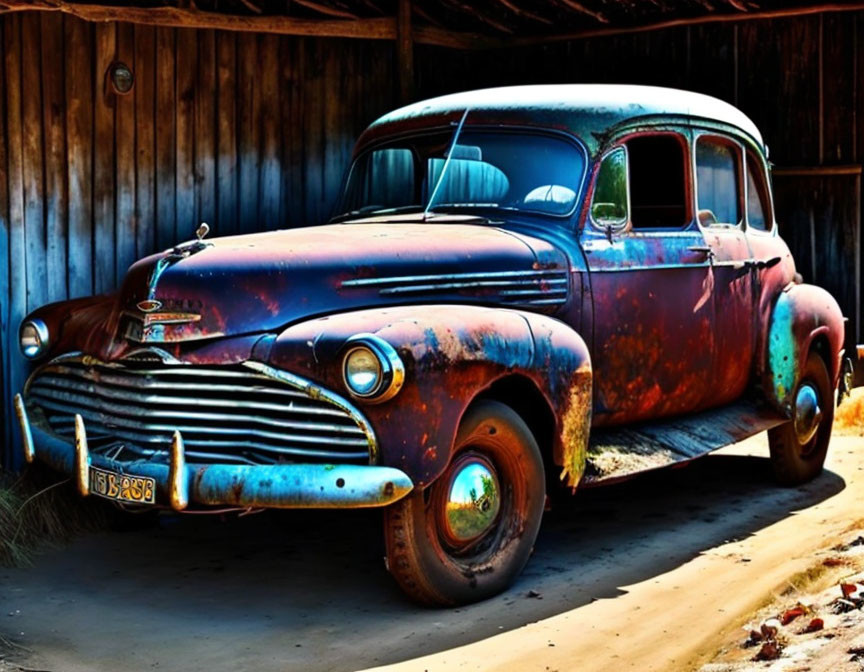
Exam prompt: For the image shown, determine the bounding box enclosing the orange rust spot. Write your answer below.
[423,446,438,462]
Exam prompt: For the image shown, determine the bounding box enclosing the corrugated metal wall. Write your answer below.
[0,13,396,466]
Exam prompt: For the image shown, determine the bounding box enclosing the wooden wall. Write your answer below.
[0,13,395,466]
[2,10,862,467]
[416,12,864,352]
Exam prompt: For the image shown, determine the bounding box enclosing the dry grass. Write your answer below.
[0,464,108,567]
[836,388,864,436]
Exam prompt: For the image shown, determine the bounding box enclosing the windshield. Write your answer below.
[333,129,587,221]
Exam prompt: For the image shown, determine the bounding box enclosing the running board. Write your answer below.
[584,399,789,486]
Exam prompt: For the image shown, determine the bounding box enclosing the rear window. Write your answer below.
[696,137,741,227]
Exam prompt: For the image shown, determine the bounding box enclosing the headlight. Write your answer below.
[19,319,49,359]
[342,334,404,402]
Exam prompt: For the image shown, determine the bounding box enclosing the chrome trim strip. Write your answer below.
[341,268,565,288]
[29,378,347,418]
[243,361,379,464]
[29,383,361,431]
[31,396,369,447]
[587,260,747,272]
[13,393,35,463]
[378,278,567,295]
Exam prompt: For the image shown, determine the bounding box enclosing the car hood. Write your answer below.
[116,222,569,344]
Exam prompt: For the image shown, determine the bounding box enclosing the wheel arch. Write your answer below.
[763,283,844,416]
[477,374,558,482]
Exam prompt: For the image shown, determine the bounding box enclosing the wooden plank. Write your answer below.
[258,33,281,230]
[279,35,304,229]
[821,13,856,164]
[40,13,68,304]
[115,22,136,282]
[686,22,737,104]
[302,38,324,225]
[92,22,116,293]
[4,14,27,467]
[20,13,47,313]
[134,24,156,260]
[175,28,196,243]
[195,29,216,231]
[0,17,12,459]
[64,14,93,299]
[738,17,820,165]
[774,173,861,348]
[154,26,176,250]
[236,32,260,233]
[216,29,237,236]
[397,0,414,104]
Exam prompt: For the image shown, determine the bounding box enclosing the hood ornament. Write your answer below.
[195,222,210,241]
[137,299,163,313]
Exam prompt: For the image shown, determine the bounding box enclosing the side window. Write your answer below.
[745,153,771,231]
[626,135,688,229]
[695,137,741,227]
[591,147,628,228]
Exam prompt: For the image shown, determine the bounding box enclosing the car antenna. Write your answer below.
[423,108,470,222]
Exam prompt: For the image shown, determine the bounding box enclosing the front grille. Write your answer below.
[25,357,375,466]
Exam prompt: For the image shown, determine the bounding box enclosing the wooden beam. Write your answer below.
[396,0,413,104]
[4,0,864,51]
[0,1,397,39]
[506,1,864,47]
[773,164,863,177]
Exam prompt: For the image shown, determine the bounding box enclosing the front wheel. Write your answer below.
[768,352,835,485]
[384,400,546,606]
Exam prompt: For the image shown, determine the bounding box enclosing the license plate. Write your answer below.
[90,466,156,504]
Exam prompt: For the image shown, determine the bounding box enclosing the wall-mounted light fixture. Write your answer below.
[109,62,134,95]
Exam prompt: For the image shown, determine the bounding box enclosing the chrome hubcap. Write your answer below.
[794,383,823,444]
[443,456,501,544]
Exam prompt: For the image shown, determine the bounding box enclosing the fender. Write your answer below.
[763,282,844,415]
[264,304,592,488]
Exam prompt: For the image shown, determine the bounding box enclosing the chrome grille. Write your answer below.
[25,357,375,466]
[341,269,569,307]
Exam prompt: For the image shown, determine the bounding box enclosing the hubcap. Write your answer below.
[443,455,501,545]
[794,383,823,444]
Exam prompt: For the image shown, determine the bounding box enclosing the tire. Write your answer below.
[768,352,835,486]
[383,400,546,606]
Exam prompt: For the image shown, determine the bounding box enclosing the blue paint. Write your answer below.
[767,292,797,409]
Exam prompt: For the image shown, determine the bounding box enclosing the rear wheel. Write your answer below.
[384,400,545,606]
[768,352,835,485]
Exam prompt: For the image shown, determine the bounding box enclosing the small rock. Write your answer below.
[754,640,782,661]
[527,590,543,599]
[804,618,824,633]
[761,618,782,640]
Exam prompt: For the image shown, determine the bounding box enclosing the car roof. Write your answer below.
[358,84,764,156]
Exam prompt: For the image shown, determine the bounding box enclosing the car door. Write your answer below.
[693,133,758,404]
[583,130,716,427]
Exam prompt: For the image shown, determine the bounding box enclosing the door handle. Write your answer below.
[687,245,715,261]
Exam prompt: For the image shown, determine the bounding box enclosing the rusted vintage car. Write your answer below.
[15,85,847,605]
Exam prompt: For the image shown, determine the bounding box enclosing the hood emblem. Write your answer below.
[137,299,163,313]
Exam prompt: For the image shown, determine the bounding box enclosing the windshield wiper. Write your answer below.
[423,108,470,221]
[332,205,425,222]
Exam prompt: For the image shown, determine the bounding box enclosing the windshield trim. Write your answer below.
[330,125,590,224]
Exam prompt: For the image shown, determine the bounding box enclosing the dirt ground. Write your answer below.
[1,410,862,672]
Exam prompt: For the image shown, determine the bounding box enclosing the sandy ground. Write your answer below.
[0,427,862,672]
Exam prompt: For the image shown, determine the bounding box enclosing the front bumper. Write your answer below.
[14,393,414,511]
